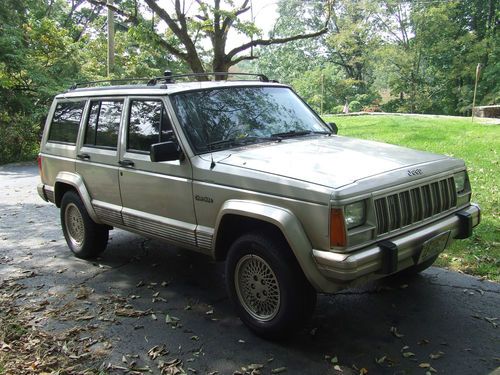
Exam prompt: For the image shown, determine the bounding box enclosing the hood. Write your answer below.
[218,136,453,189]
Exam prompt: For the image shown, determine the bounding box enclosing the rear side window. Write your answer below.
[127,100,173,153]
[84,100,123,149]
[48,101,86,144]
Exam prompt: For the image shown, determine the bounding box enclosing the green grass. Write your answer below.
[323,114,499,281]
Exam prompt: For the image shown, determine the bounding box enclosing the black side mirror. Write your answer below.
[327,122,338,134]
[150,141,181,162]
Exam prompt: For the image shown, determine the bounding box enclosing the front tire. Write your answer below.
[60,191,108,259]
[226,232,316,339]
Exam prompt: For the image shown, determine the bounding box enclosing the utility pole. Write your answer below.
[107,0,115,77]
[471,63,482,122]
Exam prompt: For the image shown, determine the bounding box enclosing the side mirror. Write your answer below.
[327,122,338,134]
[150,141,181,162]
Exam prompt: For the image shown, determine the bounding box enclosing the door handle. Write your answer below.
[77,153,90,160]
[119,159,135,168]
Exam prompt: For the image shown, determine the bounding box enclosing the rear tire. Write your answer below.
[60,191,108,259]
[226,232,316,340]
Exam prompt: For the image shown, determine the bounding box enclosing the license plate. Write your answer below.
[419,231,450,263]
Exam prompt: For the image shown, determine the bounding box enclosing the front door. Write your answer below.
[118,97,197,248]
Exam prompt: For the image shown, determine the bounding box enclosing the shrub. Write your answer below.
[349,100,362,112]
[0,113,40,164]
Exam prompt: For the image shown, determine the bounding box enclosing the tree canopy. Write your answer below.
[0,0,498,163]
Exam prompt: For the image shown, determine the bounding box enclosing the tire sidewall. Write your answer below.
[60,191,108,259]
[226,233,315,338]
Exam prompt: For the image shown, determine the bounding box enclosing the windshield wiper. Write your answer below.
[271,130,331,138]
[206,135,278,150]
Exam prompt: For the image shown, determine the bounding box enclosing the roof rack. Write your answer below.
[69,71,274,91]
[147,71,271,85]
[69,78,150,90]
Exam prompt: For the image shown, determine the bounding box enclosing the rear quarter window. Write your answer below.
[48,101,86,144]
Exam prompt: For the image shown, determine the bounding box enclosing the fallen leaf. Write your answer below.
[331,356,338,364]
[75,315,94,321]
[151,313,157,320]
[115,308,149,317]
[419,362,431,368]
[271,367,287,374]
[402,352,415,358]
[390,326,404,338]
[429,351,444,360]
[334,364,342,372]
[375,356,386,364]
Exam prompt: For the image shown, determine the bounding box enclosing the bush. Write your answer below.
[332,105,346,114]
[349,100,362,112]
[0,113,40,164]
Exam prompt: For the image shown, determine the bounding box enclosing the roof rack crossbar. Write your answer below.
[69,78,150,90]
[147,71,270,85]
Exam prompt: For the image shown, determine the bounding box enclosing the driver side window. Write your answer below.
[127,100,173,153]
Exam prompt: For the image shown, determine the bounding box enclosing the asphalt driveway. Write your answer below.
[0,163,499,374]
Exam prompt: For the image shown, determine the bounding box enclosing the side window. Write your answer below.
[48,101,86,144]
[127,100,173,153]
[84,100,123,149]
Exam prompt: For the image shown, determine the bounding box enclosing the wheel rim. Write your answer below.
[64,203,84,248]
[234,254,281,322]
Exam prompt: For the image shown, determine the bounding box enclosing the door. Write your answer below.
[118,97,197,248]
[76,98,124,226]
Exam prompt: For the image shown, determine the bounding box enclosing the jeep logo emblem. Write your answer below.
[407,168,423,176]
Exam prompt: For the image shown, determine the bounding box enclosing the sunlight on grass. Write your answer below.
[323,114,499,281]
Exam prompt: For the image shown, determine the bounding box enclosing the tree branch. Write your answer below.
[86,0,139,24]
[226,27,328,60]
[221,0,250,34]
[228,54,258,66]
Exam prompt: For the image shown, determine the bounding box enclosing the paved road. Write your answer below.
[1,163,499,375]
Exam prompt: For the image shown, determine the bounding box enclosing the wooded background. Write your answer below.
[0,0,498,164]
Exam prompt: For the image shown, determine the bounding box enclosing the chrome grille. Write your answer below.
[375,177,456,235]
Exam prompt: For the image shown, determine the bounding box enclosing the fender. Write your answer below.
[55,171,101,224]
[214,199,332,292]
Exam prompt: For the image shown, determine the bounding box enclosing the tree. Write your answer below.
[87,0,330,77]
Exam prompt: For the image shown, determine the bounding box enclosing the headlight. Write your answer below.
[454,171,467,194]
[345,201,366,229]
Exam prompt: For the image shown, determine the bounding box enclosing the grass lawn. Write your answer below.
[323,114,499,281]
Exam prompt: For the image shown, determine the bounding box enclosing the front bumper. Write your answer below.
[313,204,480,283]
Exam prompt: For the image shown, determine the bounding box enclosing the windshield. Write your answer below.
[170,86,329,153]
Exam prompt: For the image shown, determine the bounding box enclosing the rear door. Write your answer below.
[118,97,197,248]
[75,98,124,226]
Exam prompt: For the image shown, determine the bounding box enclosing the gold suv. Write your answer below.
[38,72,480,338]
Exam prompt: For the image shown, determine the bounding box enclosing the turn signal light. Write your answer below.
[330,208,347,247]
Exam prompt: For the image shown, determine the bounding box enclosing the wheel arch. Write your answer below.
[213,200,330,291]
[54,172,101,223]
